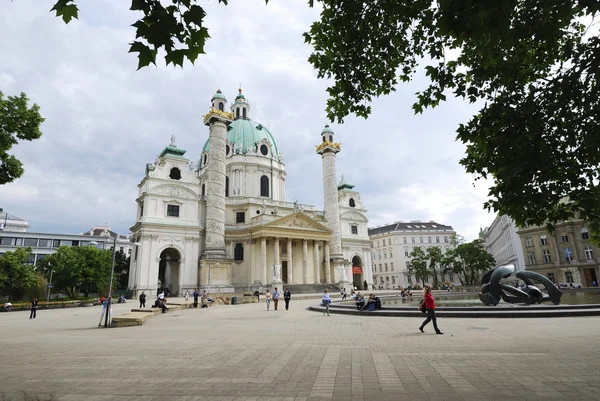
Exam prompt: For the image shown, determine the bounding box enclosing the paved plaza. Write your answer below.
[1,299,600,401]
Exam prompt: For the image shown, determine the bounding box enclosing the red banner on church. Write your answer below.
[352,266,362,274]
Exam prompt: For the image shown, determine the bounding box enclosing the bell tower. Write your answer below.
[231,87,250,120]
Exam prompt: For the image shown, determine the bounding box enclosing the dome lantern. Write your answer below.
[211,89,227,112]
[231,87,250,120]
[321,124,335,143]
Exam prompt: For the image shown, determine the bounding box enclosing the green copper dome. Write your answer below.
[322,124,334,133]
[211,89,226,101]
[201,119,280,158]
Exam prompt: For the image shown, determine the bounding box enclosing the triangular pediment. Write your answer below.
[262,212,332,233]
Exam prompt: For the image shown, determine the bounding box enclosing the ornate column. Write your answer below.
[261,237,267,285]
[273,237,282,285]
[287,239,293,284]
[302,239,309,284]
[314,241,321,284]
[202,108,233,259]
[325,243,331,283]
[316,125,349,290]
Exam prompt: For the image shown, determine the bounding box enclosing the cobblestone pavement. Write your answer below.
[1,299,599,401]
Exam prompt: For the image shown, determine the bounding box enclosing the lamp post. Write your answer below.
[95,237,140,328]
[46,265,53,304]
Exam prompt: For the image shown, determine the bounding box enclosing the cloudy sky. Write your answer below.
[0,0,495,239]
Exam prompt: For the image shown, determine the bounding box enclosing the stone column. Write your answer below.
[287,239,293,284]
[314,241,321,284]
[272,237,283,285]
[261,237,267,285]
[274,238,280,267]
[202,117,231,259]
[302,239,308,284]
[325,243,331,283]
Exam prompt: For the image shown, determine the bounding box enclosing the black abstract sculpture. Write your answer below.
[479,265,562,306]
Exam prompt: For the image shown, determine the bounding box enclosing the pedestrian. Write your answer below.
[139,292,146,308]
[265,289,272,311]
[419,285,443,335]
[341,288,347,300]
[29,298,38,319]
[322,289,331,316]
[272,287,280,310]
[185,290,190,302]
[284,288,291,310]
[193,289,199,308]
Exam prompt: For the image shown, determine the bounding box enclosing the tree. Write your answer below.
[408,247,430,285]
[426,246,444,287]
[452,239,496,286]
[114,250,131,289]
[0,247,39,301]
[304,1,600,236]
[38,246,112,298]
[0,91,45,184]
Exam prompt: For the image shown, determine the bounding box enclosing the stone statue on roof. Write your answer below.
[170,135,176,147]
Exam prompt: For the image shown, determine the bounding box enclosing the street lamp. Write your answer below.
[102,237,141,328]
[46,263,53,304]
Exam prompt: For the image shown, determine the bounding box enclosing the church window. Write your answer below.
[236,108,240,119]
[218,102,224,111]
[234,243,244,261]
[329,135,333,142]
[167,205,180,217]
[203,154,207,165]
[226,145,230,155]
[169,167,181,180]
[225,176,229,197]
[236,212,245,223]
[260,144,269,156]
[139,202,144,218]
[351,225,358,235]
[349,198,356,207]
[243,107,247,119]
[322,136,326,143]
[201,184,205,196]
[260,175,269,197]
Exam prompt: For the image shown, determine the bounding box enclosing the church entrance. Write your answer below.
[352,255,364,290]
[282,261,288,284]
[158,248,181,297]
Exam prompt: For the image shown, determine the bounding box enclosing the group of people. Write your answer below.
[354,293,382,311]
[264,287,292,311]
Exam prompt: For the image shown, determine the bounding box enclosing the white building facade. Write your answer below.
[128,89,373,296]
[368,221,456,289]
[482,214,526,272]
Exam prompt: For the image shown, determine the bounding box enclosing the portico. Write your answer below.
[250,212,332,285]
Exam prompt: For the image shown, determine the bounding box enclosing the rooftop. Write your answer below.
[368,221,454,236]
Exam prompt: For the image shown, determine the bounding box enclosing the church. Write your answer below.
[127,89,373,296]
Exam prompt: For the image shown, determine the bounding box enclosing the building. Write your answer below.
[368,221,456,289]
[0,208,29,232]
[127,89,373,296]
[517,219,599,286]
[0,224,131,265]
[482,214,526,272]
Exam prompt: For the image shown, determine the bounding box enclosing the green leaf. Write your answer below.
[165,49,186,68]
[50,0,79,24]
[128,41,157,70]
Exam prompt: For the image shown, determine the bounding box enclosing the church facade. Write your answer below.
[128,89,373,296]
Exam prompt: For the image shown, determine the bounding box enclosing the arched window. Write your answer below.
[243,107,247,119]
[201,184,205,196]
[234,243,244,261]
[260,175,269,197]
[322,136,326,143]
[349,198,356,207]
[225,176,229,197]
[218,102,224,111]
[329,135,333,142]
[236,108,240,119]
[581,227,590,240]
[203,154,207,165]
[169,167,181,180]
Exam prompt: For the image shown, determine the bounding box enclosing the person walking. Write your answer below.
[139,292,146,308]
[419,285,443,335]
[284,288,291,310]
[29,298,38,319]
[265,289,272,311]
[341,288,347,300]
[322,289,332,316]
[193,289,199,308]
[185,290,190,302]
[272,287,281,311]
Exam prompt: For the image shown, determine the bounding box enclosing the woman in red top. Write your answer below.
[419,285,443,334]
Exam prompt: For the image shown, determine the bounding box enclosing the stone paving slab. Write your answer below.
[1,299,600,401]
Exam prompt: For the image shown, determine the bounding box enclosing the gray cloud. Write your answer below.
[0,0,495,239]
